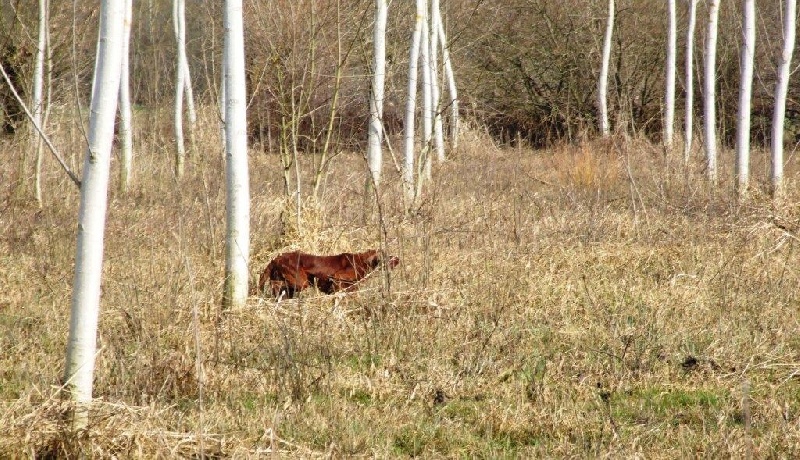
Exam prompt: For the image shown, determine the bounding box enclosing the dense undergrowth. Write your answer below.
[1,108,800,457]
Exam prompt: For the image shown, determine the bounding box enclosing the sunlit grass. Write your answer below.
[1,108,800,457]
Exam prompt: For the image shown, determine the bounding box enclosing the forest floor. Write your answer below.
[2,112,800,457]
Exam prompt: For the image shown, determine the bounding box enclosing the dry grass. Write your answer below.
[2,107,800,457]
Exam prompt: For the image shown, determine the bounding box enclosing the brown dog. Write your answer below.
[258,249,400,299]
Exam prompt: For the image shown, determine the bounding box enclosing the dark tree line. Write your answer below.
[1,0,797,149]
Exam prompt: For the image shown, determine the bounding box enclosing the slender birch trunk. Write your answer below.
[367,0,389,187]
[180,3,196,154]
[436,16,458,151]
[664,0,677,150]
[222,0,250,310]
[430,0,445,162]
[32,0,48,206]
[598,0,614,137]
[684,0,698,164]
[736,0,755,197]
[771,0,796,196]
[219,40,227,151]
[43,2,52,178]
[173,0,187,177]
[704,0,720,183]
[63,0,125,430]
[183,66,197,129]
[119,0,133,193]
[420,3,434,183]
[404,0,424,204]
[178,0,196,149]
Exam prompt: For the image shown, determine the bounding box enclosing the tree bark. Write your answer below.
[119,0,133,193]
[704,0,720,184]
[430,0,445,162]
[222,0,250,310]
[420,1,434,183]
[597,0,614,137]
[404,0,424,204]
[367,0,389,187]
[32,0,48,206]
[63,0,125,430]
[664,0,677,150]
[771,0,796,197]
[219,38,227,151]
[736,0,755,197]
[173,0,187,177]
[684,0,697,164]
[436,15,458,151]
[179,0,196,143]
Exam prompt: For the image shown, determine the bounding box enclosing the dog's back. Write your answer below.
[257,249,399,298]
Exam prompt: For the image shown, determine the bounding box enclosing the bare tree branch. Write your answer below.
[0,60,81,188]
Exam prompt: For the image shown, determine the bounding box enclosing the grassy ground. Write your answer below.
[2,109,800,457]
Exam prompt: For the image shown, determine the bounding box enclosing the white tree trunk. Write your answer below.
[183,67,197,129]
[367,0,389,187]
[597,0,614,137]
[173,0,187,177]
[430,0,445,162]
[771,0,796,196]
[219,41,227,151]
[178,0,196,132]
[704,0,720,183]
[222,0,250,310]
[684,0,698,163]
[420,2,434,181]
[736,0,755,196]
[32,0,48,206]
[436,16,459,151]
[664,0,677,150]
[403,0,424,204]
[119,0,133,193]
[63,0,125,430]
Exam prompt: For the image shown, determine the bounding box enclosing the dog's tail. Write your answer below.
[249,261,273,296]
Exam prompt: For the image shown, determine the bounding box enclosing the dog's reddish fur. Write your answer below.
[258,249,400,299]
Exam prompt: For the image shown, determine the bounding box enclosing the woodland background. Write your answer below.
[3,0,799,151]
[2,0,800,457]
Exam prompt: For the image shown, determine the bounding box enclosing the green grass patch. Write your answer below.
[612,386,725,427]
[343,353,382,370]
[346,388,372,405]
[393,424,436,457]
[442,398,480,423]
[234,391,278,413]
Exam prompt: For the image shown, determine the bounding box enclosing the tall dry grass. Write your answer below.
[1,107,800,457]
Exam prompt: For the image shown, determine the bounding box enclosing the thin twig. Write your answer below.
[382,123,401,173]
[0,60,81,188]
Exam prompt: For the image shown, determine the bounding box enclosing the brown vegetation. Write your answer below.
[2,105,800,456]
[2,0,800,456]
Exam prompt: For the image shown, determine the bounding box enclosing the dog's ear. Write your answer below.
[387,256,400,269]
[367,250,381,268]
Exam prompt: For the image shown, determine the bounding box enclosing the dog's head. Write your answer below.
[363,250,400,270]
